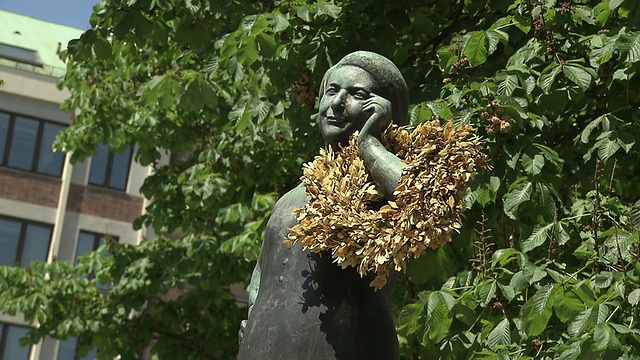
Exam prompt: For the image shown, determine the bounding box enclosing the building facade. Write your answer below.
[0,10,156,360]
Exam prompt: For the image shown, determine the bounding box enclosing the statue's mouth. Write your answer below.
[325,116,347,127]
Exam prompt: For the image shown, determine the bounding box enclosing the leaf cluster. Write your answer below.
[1,0,640,358]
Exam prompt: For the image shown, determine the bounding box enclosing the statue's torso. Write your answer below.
[237,184,399,360]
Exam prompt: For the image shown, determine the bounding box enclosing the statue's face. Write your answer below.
[319,65,377,149]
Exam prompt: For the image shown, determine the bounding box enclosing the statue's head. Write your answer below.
[318,51,409,148]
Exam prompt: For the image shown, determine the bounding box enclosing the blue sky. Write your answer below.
[0,0,97,30]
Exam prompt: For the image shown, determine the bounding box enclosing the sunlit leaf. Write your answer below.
[522,223,554,253]
[504,181,532,219]
[463,31,488,67]
[563,65,592,91]
[538,63,561,94]
[487,318,511,349]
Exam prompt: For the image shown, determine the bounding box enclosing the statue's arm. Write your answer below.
[247,258,261,317]
[239,231,264,345]
[358,94,406,199]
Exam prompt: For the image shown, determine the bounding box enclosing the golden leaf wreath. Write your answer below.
[284,120,488,289]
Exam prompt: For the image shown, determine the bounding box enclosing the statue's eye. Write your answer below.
[325,87,337,95]
[353,90,369,100]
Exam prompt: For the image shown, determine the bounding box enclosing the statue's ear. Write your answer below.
[319,76,328,99]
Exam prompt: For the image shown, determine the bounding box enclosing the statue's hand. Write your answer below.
[359,93,392,142]
[238,319,248,345]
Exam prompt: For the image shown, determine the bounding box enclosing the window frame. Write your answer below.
[0,215,52,268]
[56,336,97,360]
[0,323,33,360]
[87,144,133,191]
[0,110,67,177]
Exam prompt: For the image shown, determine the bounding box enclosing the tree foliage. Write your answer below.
[1,0,640,359]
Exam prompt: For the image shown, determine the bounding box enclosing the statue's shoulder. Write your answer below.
[262,183,306,251]
[272,183,307,215]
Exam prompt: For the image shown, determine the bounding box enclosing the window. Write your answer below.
[75,231,118,263]
[75,231,118,290]
[0,323,32,360]
[57,337,97,360]
[0,216,52,267]
[88,143,132,191]
[0,111,66,177]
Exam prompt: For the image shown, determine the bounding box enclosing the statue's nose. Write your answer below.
[330,89,347,109]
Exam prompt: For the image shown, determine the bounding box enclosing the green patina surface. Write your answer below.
[0,10,83,76]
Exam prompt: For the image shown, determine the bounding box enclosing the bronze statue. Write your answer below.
[237,51,409,360]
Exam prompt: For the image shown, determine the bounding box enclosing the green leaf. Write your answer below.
[463,31,488,67]
[628,288,640,306]
[269,11,290,32]
[504,180,532,219]
[521,153,544,176]
[521,223,553,253]
[498,74,518,96]
[631,199,640,229]
[518,75,534,95]
[229,101,251,130]
[533,144,564,171]
[238,40,259,66]
[563,65,592,91]
[397,302,425,335]
[249,14,269,36]
[538,63,561,94]
[622,32,640,63]
[593,272,612,288]
[534,182,556,219]
[93,36,112,59]
[257,32,277,58]
[609,0,624,10]
[596,132,621,162]
[533,285,556,315]
[497,283,516,301]
[568,304,609,337]
[477,279,497,307]
[512,14,532,34]
[617,130,636,153]
[522,262,548,285]
[491,248,520,269]
[437,46,458,72]
[580,115,604,144]
[487,318,511,349]
[426,299,452,343]
[220,34,238,62]
[554,222,570,246]
[296,5,312,22]
[485,30,502,54]
[557,340,582,360]
[593,323,614,350]
[521,292,553,337]
[553,288,587,323]
[198,78,218,109]
[454,304,477,327]
[594,1,612,25]
[589,39,615,67]
[626,33,640,63]
[315,3,341,18]
[574,6,595,25]
[180,80,205,111]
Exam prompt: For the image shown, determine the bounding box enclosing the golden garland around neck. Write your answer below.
[284,120,488,289]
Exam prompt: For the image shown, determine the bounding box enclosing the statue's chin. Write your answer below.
[321,131,352,150]
[320,119,356,149]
